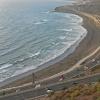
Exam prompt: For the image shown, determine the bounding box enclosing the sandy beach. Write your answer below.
[0,0,100,88]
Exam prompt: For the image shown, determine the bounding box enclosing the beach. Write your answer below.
[0,0,100,88]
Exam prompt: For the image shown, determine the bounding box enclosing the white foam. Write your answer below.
[51,42,59,46]
[62,42,68,45]
[13,65,37,76]
[34,19,48,25]
[0,69,7,74]
[59,36,66,40]
[0,26,4,30]
[28,51,40,58]
[17,58,25,62]
[14,52,41,63]
[57,28,72,32]
[42,19,48,22]
[34,22,45,25]
[0,64,12,70]
[42,11,50,14]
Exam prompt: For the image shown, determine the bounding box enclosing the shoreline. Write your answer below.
[0,0,100,88]
[33,0,100,80]
[0,23,87,87]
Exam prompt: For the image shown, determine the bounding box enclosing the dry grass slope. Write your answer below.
[32,82,100,100]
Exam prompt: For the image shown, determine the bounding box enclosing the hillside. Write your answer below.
[33,82,100,100]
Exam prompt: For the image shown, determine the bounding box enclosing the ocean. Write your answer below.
[0,0,87,82]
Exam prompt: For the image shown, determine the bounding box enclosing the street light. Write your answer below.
[32,73,36,87]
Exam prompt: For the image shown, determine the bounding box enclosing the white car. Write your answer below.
[46,89,54,94]
[16,89,20,93]
[92,59,95,62]
[35,84,41,89]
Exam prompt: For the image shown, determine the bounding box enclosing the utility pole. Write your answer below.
[32,73,35,87]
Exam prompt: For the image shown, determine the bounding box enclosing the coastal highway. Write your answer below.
[0,73,100,100]
[0,46,99,98]
[29,52,100,86]
[0,50,100,94]
[0,50,100,96]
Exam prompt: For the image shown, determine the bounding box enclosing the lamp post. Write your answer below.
[32,73,35,87]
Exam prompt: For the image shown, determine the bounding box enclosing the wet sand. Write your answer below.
[1,0,100,88]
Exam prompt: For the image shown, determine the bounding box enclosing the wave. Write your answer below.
[42,19,48,22]
[13,65,37,76]
[13,51,41,64]
[34,22,45,25]
[64,14,83,25]
[0,44,25,57]
[59,36,66,40]
[42,11,50,14]
[34,19,48,25]
[0,69,7,74]
[72,15,83,24]
[0,26,3,29]
[0,35,49,58]
[0,64,13,70]
[57,28,72,32]
[62,42,68,45]
[28,51,40,58]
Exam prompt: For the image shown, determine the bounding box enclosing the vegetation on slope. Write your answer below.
[34,82,100,100]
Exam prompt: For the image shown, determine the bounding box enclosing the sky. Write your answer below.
[0,0,64,3]
[0,0,64,7]
[0,0,50,7]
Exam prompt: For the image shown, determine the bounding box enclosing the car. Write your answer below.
[46,89,54,94]
[35,84,41,89]
[92,59,95,62]
[16,89,20,93]
[97,60,100,64]
[72,82,78,85]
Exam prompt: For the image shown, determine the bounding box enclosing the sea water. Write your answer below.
[0,0,87,82]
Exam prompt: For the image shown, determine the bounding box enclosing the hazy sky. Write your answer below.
[0,0,44,3]
[0,0,52,7]
[0,0,64,7]
[0,0,63,5]
[0,0,63,2]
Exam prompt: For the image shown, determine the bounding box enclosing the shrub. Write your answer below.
[70,90,80,100]
[0,91,6,96]
[95,83,100,92]
[96,97,100,100]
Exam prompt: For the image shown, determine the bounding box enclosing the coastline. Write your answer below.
[0,0,100,88]
[0,26,87,87]
[31,0,100,80]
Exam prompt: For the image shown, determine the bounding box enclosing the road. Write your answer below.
[0,46,100,89]
[0,73,100,100]
[35,46,100,85]
[0,4,100,100]
[0,47,100,94]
